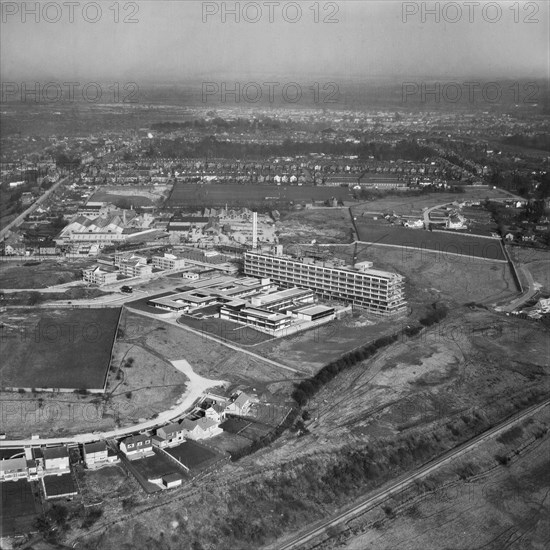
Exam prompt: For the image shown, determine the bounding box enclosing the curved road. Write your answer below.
[0,358,226,448]
[268,398,550,550]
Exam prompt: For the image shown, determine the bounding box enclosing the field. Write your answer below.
[0,308,120,390]
[353,219,506,261]
[338,411,550,550]
[0,258,95,289]
[255,312,398,372]
[508,246,550,293]
[166,183,353,208]
[276,208,354,246]
[221,417,273,441]
[177,315,274,346]
[166,440,226,472]
[314,243,517,309]
[118,310,304,389]
[69,302,550,550]
[90,185,170,208]
[0,480,40,536]
[352,188,512,217]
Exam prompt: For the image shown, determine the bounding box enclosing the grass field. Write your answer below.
[352,188,512,217]
[166,183,353,207]
[43,473,77,499]
[166,440,225,472]
[0,258,95,289]
[90,185,167,208]
[0,308,120,390]
[353,220,505,261]
[221,417,272,441]
[0,480,40,536]
[120,310,302,387]
[177,315,274,346]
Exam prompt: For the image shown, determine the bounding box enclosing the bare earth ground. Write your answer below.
[352,188,512,217]
[321,243,517,309]
[70,307,549,550]
[276,208,354,246]
[335,409,550,550]
[254,311,398,372]
[508,246,550,294]
[118,309,301,393]
[0,258,96,289]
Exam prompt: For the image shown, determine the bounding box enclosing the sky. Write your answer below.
[1,1,548,82]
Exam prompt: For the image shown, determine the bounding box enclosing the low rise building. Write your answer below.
[152,253,186,271]
[83,441,118,469]
[119,434,154,460]
[83,265,118,285]
[153,423,186,448]
[42,446,70,475]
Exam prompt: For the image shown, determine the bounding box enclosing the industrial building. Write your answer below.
[243,251,406,315]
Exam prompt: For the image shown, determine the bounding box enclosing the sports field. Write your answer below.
[354,221,505,261]
[0,308,121,390]
[166,183,353,207]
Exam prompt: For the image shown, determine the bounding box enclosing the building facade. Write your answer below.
[243,252,406,315]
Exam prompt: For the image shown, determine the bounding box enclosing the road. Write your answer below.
[130,308,308,376]
[496,263,539,313]
[0,358,226,448]
[267,398,550,550]
[0,174,71,240]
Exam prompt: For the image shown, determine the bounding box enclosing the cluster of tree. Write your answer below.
[501,133,550,153]
[292,333,400,407]
[146,137,436,163]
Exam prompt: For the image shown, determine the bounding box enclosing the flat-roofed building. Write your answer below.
[292,304,335,322]
[83,265,118,285]
[119,260,153,278]
[152,253,186,271]
[220,301,292,333]
[244,252,406,315]
[250,287,315,312]
[0,457,29,481]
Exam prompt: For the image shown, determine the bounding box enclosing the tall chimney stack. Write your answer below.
[252,211,258,249]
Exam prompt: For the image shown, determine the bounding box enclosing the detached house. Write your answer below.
[225,392,257,417]
[119,434,154,460]
[42,446,70,474]
[179,417,222,441]
[83,441,119,469]
[153,423,186,448]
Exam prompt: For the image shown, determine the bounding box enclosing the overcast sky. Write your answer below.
[1,1,548,81]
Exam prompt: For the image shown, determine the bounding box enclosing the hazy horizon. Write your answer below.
[1,1,547,82]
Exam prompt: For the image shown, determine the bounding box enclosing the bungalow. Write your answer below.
[43,446,70,474]
[119,434,154,460]
[179,417,222,440]
[154,423,186,448]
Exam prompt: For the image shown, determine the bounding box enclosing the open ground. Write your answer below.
[166,183,353,208]
[0,308,120,391]
[71,304,549,550]
[0,258,95,289]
